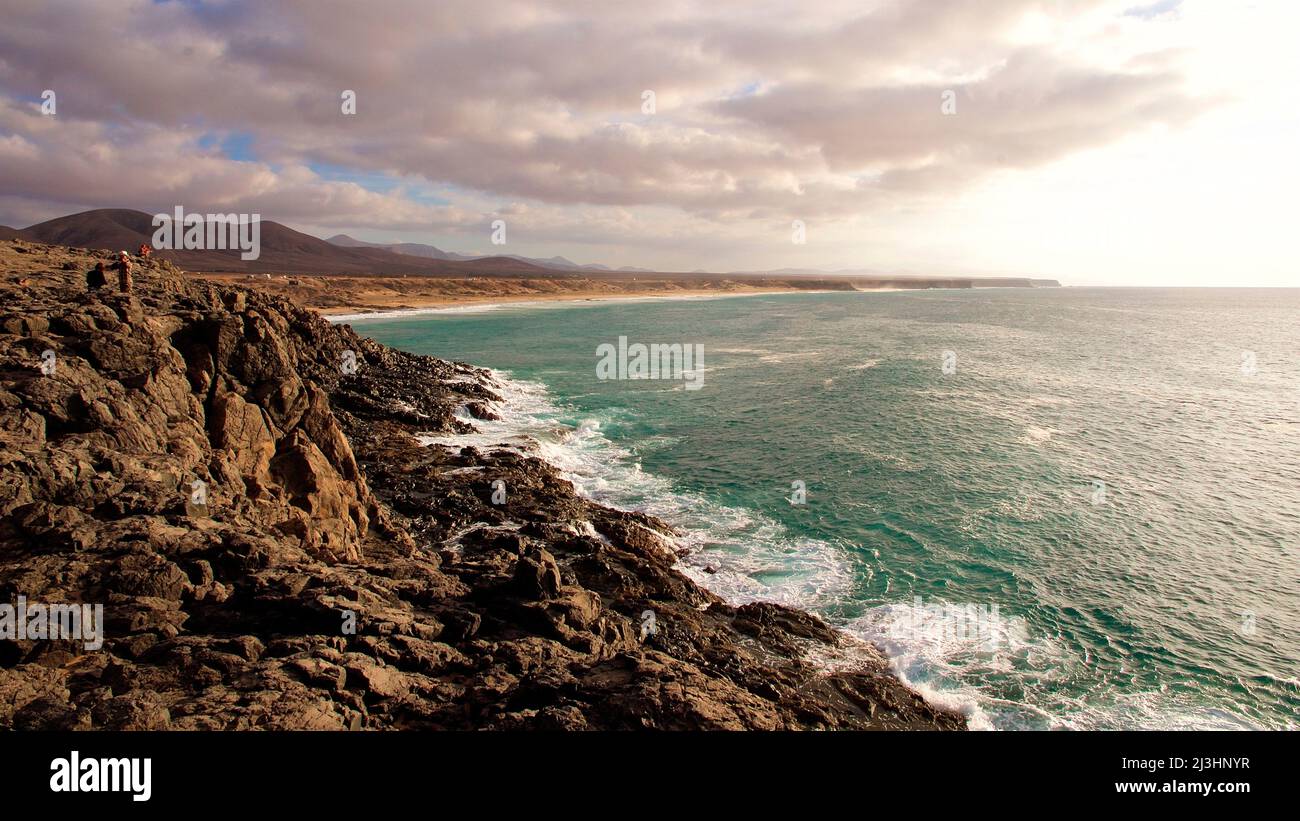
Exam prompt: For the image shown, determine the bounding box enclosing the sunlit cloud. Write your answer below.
[0,0,1292,284]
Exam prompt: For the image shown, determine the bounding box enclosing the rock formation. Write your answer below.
[0,239,963,730]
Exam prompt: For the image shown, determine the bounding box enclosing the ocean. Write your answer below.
[345,287,1300,730]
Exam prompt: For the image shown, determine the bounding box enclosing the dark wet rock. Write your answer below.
[0,240,964,731]
[512,548,563,600]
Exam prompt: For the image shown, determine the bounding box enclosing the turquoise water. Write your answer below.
[346,289,1300,730]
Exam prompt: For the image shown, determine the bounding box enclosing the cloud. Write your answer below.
[716,49,1205,194]
[0,0,1219,267]
[1124,0,1185,21]
[0,101,475,230]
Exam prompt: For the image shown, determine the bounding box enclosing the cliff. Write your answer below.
[0,239,963,730]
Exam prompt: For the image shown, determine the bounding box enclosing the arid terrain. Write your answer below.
[1,209,1058,316]
[193,271,860,315]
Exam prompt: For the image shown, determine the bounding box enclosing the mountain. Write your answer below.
[17,208,158,252]
[326,234,654,273]
[326,234,478,262]
[13,210,557,277]
[7,208,1058,285]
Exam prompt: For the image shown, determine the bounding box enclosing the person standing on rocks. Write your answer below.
[86,261,107,292]
[111,251,133,293]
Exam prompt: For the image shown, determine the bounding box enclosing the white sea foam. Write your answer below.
[415,370,1060,727]
[414,367,1277,731]
[419,369,855,614]
[845,597,1278,730]
[757,351,824,364]
[329,303,511,322]
[847,359,882,371]
[1020,425,1056,445]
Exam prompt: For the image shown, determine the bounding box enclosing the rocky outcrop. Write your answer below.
[0,239,963,730]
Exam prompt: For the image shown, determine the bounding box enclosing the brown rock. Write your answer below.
[513,547,562,599]
[0,240,964,733]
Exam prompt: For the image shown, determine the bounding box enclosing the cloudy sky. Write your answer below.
[1,0,1296,285]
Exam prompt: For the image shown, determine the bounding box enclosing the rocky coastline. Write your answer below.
[0,239,964,730]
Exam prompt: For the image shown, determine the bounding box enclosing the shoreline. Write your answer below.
[324,287,872,322]
[0,239,966,730]
[423,364,987,727]
[189,270,914,321]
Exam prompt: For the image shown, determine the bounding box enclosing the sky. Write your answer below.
[0,0,1296,286]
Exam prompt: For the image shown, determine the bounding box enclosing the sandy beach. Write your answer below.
[193,272,864,317]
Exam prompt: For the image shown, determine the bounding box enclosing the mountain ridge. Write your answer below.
[11,210,559,278]
[325,233,654,273]
[5,208,1060,286]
